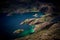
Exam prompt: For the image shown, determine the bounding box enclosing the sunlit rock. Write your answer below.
[13,29,24,34]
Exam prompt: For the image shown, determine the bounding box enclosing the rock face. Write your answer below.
[40,23,60,40]
[14,22,60,40]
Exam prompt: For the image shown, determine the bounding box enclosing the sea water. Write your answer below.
[1,12,44,39]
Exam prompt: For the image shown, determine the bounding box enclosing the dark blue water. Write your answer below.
[1,12,44,39]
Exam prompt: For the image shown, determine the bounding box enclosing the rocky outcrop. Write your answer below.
[14,22,60,40]
[40,23,60,40]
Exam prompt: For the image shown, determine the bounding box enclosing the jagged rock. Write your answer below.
[40,23,60,40]
[14,22,60,40]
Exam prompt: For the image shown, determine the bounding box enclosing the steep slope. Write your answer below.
[14,23,60,40]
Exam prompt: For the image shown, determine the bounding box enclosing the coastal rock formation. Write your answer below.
[14,12,60,40]
[14,22,60,40]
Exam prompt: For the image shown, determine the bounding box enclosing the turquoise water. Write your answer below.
[1,12,44,38]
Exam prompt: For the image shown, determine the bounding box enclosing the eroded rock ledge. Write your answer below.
[14,23,60,40]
